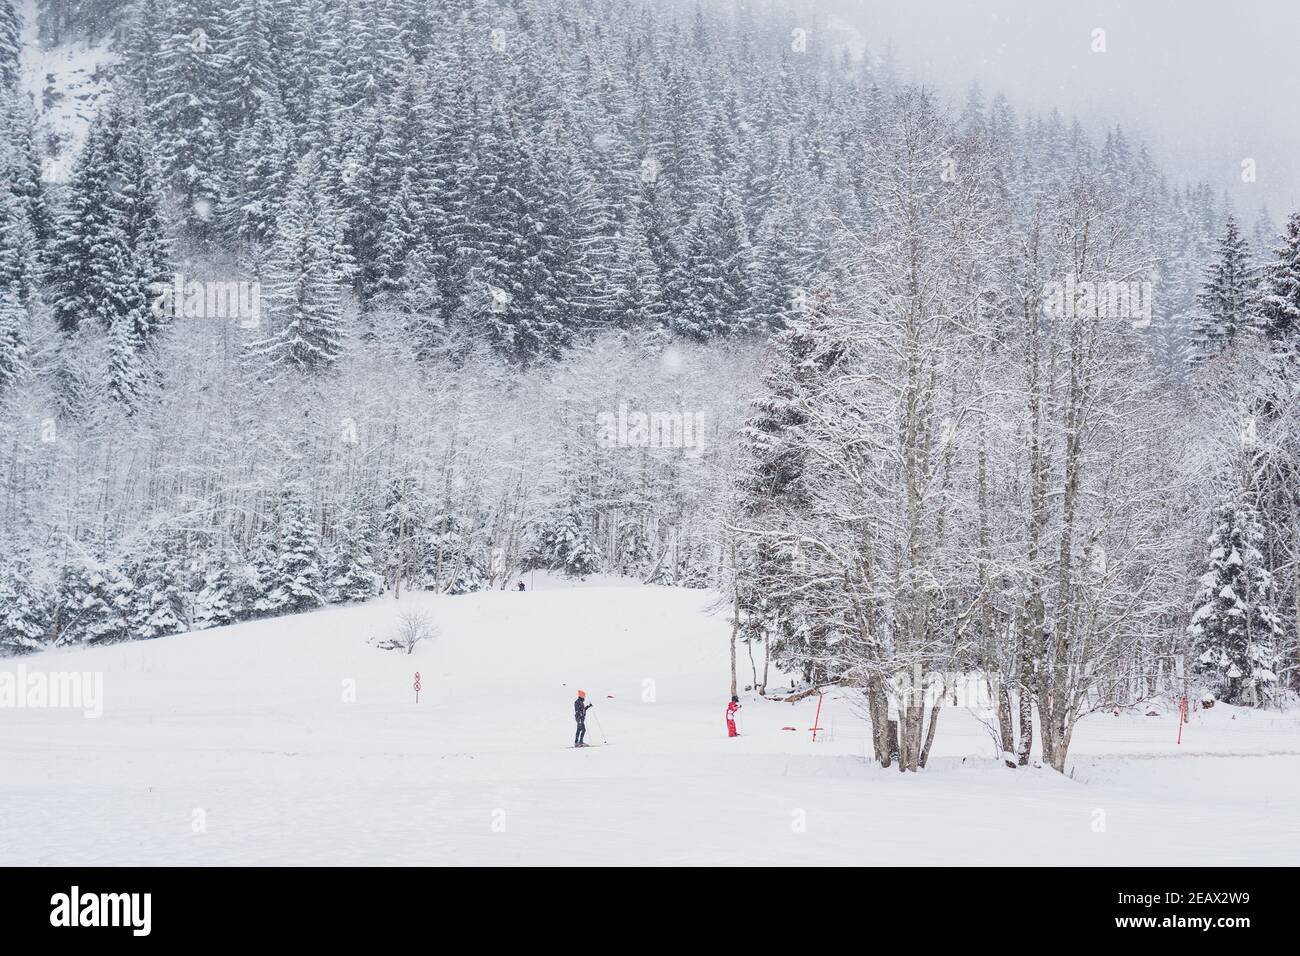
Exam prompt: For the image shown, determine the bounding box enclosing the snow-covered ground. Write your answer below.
[2,580,1297,865]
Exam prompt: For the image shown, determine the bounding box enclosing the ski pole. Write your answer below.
[592,707,608,744]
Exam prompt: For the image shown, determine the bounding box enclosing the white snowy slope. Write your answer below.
[17,0,118,179]
[1,580,1298,866]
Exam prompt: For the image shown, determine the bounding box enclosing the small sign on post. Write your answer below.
[414,671,421,704]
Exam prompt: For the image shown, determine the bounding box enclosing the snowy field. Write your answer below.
[2,580,1297,866]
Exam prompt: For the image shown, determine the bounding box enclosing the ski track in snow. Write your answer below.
[2,581,1298,865]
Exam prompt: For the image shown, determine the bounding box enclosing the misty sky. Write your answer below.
[821,0,1300,236]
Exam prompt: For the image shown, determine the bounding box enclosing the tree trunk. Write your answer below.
[865,672,894,768]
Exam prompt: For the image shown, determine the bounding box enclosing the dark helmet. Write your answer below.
[731,695,739,703]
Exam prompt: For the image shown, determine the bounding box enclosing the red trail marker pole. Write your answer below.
[810,690,824,742]
[1176,694,1186,744]
[414,671,421,704]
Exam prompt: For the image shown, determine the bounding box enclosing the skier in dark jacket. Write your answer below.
[574,689,593,747]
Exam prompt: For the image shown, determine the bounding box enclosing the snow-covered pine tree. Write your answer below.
[152,0,228,237]
[48,98,172,342]
[192,556,239,629]
[1188,492,1283,706]
[748,197,805,334]
[608,210,666,329]
[223,92,291,249]
[0,0,20,92]
[1251,205,1277,269]
[120,0,167,105]
[328,0,405,116]
[125,537,190,639]
[370,171,426,307]
[616,519,655,576]
[264,485,326,614]
[451,102,569,364]
[0,281,25,392]
[0,92,51,284]
[47,109,121,333]
[732,305,844,685]
[669,186,755,340]
[276,0,330,138]
[103,116,172,411]
[0,554,48,653]
[246,530,281,618]
[532,505,601,578]
[1190,216,1254,364]
[245,152,350,377]
[1251,210,1300,352]
[325,517,383,604]
[55,554,132,646]
[221,0,281,131]
[0,167,38,302]
[352,59,440,308]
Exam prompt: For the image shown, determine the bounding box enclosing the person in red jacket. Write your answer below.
[725,695,740,737]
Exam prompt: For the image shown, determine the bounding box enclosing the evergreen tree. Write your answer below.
[1,93,53,258]
[1252,210,1300,351]
[47,110,124,332]
[608,211,666,328]
[0,0,20,92]
[350,60,440,306]
[749,198,804,334]
[734,302,848,683]
[264,486,326,614]
[419,508,487,594]
[246,531,281,618]
[0,281,25,392]
[1190,216,1254,364]
[55,555,132,646]
[328,0,405,116]
[451,102,569,364]
[532,505,600,578]
[0,554,48,654]
[246,152,350,376]
[370,171,425,305]
[223,91,291,248]
[670,186,755,340]
[193,556,239,629]
[0,186,37,302]
[153,0,228,236]
[1251,205,1277,268]
[616,520,655,576]
[1188,493,1282,706]
[120,0,168,104]
[104,119,172,411]
[381,475,428,594]
[126,537,190,639]
[325,518,383,603]
[221,0,281,128]
[48,99,172,343]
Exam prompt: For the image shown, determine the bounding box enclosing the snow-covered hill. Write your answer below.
[16,0,117,180]
[2,581,1297,865]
